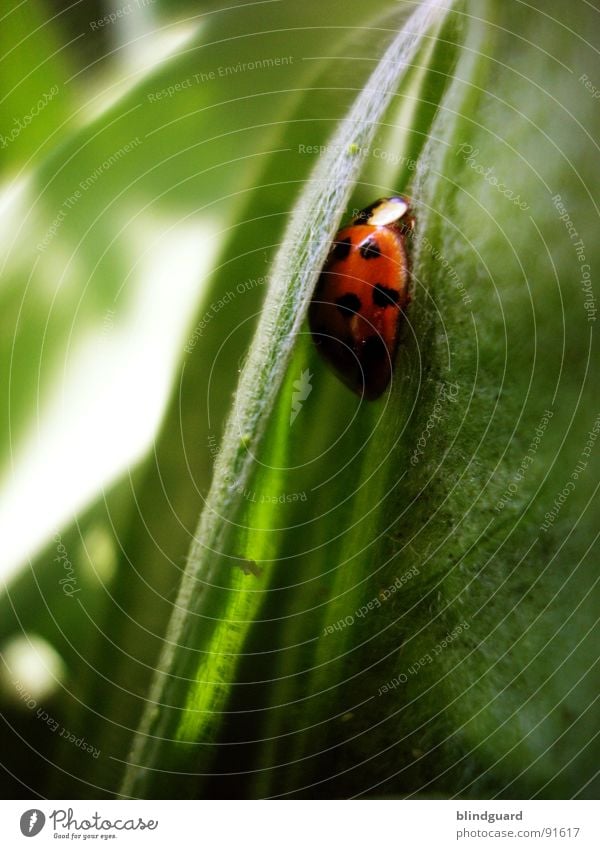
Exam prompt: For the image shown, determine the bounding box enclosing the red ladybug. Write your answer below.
[309,195,414,400]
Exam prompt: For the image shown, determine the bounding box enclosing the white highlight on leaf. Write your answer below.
[0,215,219,586]
[0,634,66,703]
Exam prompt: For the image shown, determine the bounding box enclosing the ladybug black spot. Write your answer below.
[362,334,388,363]
[336,293,361,316]
[373,283,400,307]
[359,238,381,260]
[331,237,352,261]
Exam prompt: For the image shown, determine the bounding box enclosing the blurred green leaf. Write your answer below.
[0,0,76,173]
[2,0,391,584]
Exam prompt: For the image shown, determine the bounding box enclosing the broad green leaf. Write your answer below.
[121,0,599,800]
[1,0,420,797]
[121,0,464,798]
[0,0,75,173]
[1,0,386,585]
[2,0,598,802]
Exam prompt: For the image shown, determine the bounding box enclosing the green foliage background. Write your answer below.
[0,0,598,799]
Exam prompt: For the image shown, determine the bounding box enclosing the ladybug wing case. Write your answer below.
[308,219,411,400]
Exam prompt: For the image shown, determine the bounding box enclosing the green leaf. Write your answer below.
[3,0,598,802]
[121,0,464,798]
[0,0,76,173]
[1,0,379,584]
[1,0,424,797]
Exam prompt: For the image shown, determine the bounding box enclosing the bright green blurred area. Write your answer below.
[0,0,598,800]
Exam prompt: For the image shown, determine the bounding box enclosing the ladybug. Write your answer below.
[308,195,414,400]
